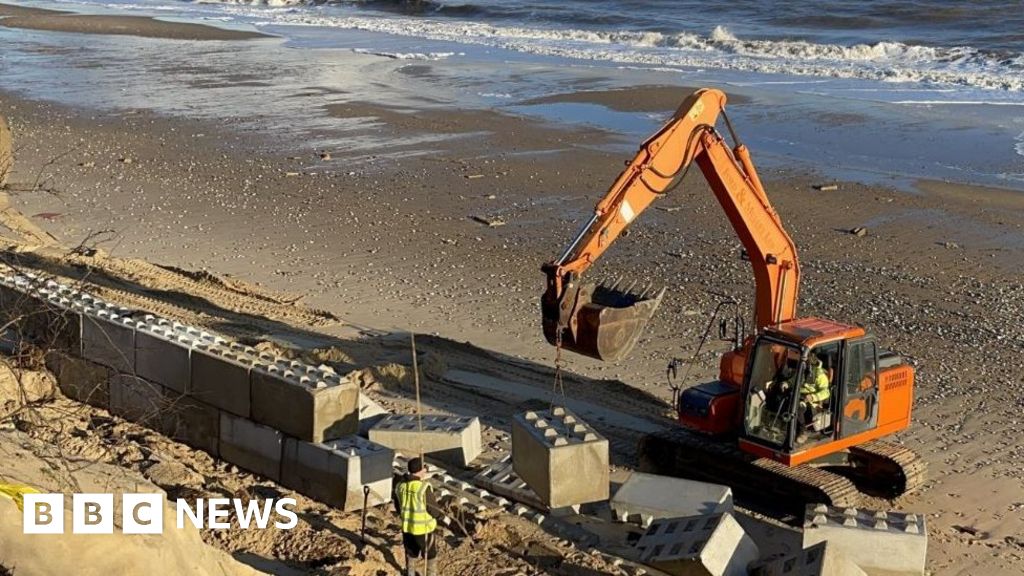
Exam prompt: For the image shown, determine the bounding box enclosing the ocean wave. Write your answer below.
[352,48,459,60]
[205,4,1024,91]
[193,0,304,6]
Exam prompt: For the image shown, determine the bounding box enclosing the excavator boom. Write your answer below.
[542,88,800,362]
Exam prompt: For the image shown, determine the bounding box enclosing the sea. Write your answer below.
[2,0,1023,188]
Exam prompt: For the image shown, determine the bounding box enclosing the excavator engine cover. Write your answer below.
[543,281,665,362]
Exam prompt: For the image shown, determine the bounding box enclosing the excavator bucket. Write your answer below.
[543,280,665,362]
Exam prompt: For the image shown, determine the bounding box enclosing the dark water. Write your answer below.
[11,0,1024,187]
[162,0,1024,93]
[337,0,1024,52]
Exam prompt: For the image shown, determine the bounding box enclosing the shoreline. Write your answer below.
[0,3,269,40]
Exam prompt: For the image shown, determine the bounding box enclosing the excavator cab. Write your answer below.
[742,339,816,447]
[541,271,665,362]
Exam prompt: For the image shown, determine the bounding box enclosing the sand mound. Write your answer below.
[0,431,258,576]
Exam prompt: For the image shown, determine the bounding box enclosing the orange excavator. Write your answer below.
[541,88,925,508]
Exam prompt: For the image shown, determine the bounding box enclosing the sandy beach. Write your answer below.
[0,4,268,40]
[1,2,1023,574]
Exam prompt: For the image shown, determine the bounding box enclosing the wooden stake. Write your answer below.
[411,333,424,461]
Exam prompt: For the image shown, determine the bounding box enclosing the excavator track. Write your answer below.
[845,439,927,499]
[639,428,861,515]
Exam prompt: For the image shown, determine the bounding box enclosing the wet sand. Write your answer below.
[0,3,268,40]
[523,84,752,112]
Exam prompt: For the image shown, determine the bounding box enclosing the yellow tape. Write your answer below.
[0,483,41,512]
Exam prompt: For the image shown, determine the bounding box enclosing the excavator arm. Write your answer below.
[542,88,800,361]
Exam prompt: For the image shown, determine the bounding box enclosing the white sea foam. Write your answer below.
[188,4,1024,92]
[194,0,303,5]
[1015,131,1024,158]
[892,100,1024,106]
[352,48,458,60]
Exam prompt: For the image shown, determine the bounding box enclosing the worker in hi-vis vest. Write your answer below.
[394,457,438,576]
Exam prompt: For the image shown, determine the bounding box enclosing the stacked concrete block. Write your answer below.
[108,374,164,426]
[803,504,927,576]
[24,290,81,353]
[281,435,393,511]
[750,542,867,576]
[161,389,220,457]
[250,360,359,442]
[369,414,482,467]
[191,344,253,417]
[134,317,191,394]
[635,513,759,576]
[44,352,112,408]
[511,406,609,508]
[611,472,733,528]
[0,278,81,353]
[0,272,393,510]
[81,310,136,373]
[220,412,284,481]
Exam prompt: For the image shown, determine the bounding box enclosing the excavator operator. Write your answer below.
[797,355,830,441]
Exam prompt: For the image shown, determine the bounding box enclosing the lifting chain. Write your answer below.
[551,325,567,409]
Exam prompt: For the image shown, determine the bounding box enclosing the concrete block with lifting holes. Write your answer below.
[473,453,546,510]
[511,406,609,508]
[219,412,283,482]
[357,391,388,435]
[280,436,393,511]
[612,471,733,528]
[250,360,359,443]
[750,541,867,576]
[369,414,482,467]
[134,318,191,394]
[161,389,220,457]
[44,352,111,408]
[4,286,83,354]
[108,374,165,427]
[81,310,136,373]
[191,344,253,418]
[635,513,759,576]
[802,504,927,576]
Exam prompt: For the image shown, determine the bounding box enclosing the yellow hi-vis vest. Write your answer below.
[398,480,436,536]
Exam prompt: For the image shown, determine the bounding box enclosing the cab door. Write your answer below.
[839,337,879,437]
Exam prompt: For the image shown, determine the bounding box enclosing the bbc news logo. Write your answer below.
[23,493,298,534]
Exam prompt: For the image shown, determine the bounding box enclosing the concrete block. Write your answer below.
[109,374,165,426]
[24,294,81,353]
[191,346,252,417]
[134,324,191,394]
[511,406,609,508]
[0,283,82,354]
[81,311,135,373]
[250,362,358,442]
[802,504,927,576]
[161,389,220,457]
[357,392,388,435]
[281,436,393,511]
[750,542,867,576]
[44,352,111,408]
[635,513,760,576]
[612,472,733,528]
[219,412,283,481]
[473,453,546,510]
[369,414,481,467]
